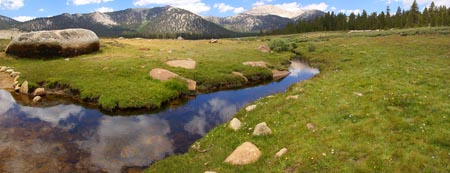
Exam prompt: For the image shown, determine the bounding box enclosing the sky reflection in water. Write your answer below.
[0,63,318,173]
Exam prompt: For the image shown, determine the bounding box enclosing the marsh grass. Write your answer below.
[146,28,450,172]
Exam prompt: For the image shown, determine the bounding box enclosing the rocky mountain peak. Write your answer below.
[243,5,304,18]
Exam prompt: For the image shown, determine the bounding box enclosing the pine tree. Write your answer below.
[408,0,420,27]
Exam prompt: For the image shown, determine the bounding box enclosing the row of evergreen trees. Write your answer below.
[271,1,450,34]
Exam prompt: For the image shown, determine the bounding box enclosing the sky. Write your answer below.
[0,0,449,22]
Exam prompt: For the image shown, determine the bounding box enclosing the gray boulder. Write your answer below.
[6,28,100,58]
[252,122,272,136]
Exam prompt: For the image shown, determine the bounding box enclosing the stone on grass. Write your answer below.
[6,28,100,58]
[10,72,20,78]
[272,70,290,80]
[243,61,267,68]
[19,80,28,94]
[204,171,217,173]
[232,72,248,82]
[245,104,257,112]
[6,69,14,74]
[165,59,196,69]
[14,85,20,91]
[224,142,261,165]
[275,148,288,158]
[32,96,42,103]
[14,75,20,82]
[258,45,271,53]
[253,122,272,136]
[229,118,242,131]
[353,92,363,97]
[306,123,316,132]
[0,66,6,72]
[33,88,46,96]
[286,95,299,100]
[149,68,197,91]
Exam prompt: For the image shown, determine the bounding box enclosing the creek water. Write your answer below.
[0,61,318,173]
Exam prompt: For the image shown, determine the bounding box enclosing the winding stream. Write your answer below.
[0,61,318,173]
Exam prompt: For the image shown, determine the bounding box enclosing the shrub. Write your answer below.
[268,38,291,52]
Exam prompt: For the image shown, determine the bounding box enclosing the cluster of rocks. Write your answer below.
[219,104,287,168]
[0,66,46,103]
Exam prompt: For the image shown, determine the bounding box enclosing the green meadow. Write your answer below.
[146,27,450,172]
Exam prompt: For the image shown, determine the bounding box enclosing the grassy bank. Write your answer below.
[146,28,450,172]
[0,38,291,110]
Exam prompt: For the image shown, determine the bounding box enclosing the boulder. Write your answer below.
[19,80,28,94]
[6,28,100,58]
[6,69,14,74]
[10,72,20,78]
[306,123,316,132]
[229,118,242,131]
[272,70,290,80]
[286,95,299,100]
[245,104,257,112]
[275,148,288,158]
[253,122,272,136]
[209,39,218,43]
[149,68,197,91]
[149,68,179,81]
[0,66,6,72]
[243,61,267,68]
[33,88,46,96]
[258,45,271,53]
[224,142,261,165]
[165,59,196,69]
[32,96,42,103]
[232,72,248,82]
[14,84,20,91]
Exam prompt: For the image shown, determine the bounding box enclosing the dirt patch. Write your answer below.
[0,73,14,90]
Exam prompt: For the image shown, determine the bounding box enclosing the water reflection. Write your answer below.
[0,62,318,172]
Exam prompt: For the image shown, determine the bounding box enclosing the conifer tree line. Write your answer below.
[271,1,450,34]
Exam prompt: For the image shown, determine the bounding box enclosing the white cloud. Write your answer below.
[253,0,273,7]
[213,3,245,14]
[402,0,450,7]
[275,2,302,12]
[339,9,362,15]
[39,8,45,12]
[95,6,113,13]
[301,2,329,11]
[0,0,24,10]
[13,16,36,22]
[133,0,210,14]
[234,7,245,13]
[68,0,113,6]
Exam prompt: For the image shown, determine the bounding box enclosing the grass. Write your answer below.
[146,28,450,172]
[0,38,292,110]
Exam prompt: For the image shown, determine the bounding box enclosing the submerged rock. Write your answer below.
[6,28,100,58]
[32,96,42,103]
[253,122,272,136]
[33,88,46,96]
[224,142,261,165]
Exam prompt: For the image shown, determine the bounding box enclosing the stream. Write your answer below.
[0,61,318,173]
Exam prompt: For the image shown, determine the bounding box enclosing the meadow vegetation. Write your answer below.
[0,38,291,110]
[146,27,450,172]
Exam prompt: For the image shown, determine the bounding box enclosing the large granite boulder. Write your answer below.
[6,29,100,58]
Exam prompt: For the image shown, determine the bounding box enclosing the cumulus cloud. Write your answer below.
[275,2,302,12]
[253,0,273,7]
[68,0,113,6]
[95,6,114,13]
[38,8,45,12]
[0,0,24,10]
[13,16,36,22]
[403,0,450,7]
[133,0,210,14]
[213,3,245,13]
[301,2,329,11]
[339,9,362,15]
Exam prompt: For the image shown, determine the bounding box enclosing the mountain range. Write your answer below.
[0,5,325,38]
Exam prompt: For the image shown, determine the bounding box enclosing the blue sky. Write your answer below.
[1,0,449,22]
